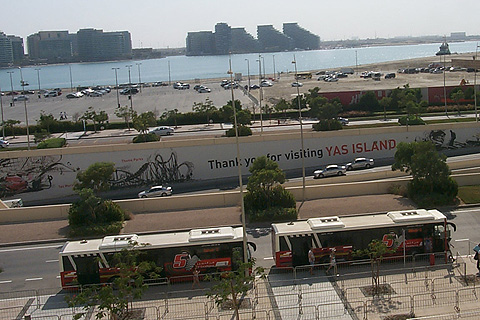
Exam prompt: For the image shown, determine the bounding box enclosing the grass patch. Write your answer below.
[458,185,480,204]
[425,117,476,125]
[37,137,66,149]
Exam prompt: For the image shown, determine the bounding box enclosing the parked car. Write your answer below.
[198,87,211,93]
[346,158,375,170]
[138,186,173,198]
[66,92,84,99]
[385,73,396,79]
[13,95,29,101]
[120,88,139,95]
[338,117,349,125]
[291,82,303,87]
[313,165,346,179]
[260,80,273,87]
[0,139,9,148]
[150,126,174,136]
[43,91,58,98]
[249,84,260,90]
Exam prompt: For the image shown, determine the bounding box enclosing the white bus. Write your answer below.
[271,209,455,268]
[59,226,254,288]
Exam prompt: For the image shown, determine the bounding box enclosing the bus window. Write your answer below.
[279,236,289,251]
[289,234,312,267]
[62,256,74,271]
[74,255,100,285]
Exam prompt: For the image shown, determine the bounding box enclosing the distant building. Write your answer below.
[257,25,294,52]
[0,32,13,66]
[283,23,320,50]
[450,32,467,40]
[77,28,132,62]
[186,22,318,56]
[186,31,215,56]
[27,31,72,63]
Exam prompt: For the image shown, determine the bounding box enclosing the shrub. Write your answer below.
[225,125,252,137]
[244,185,296,212]
[312,119,343,131]
[408,177,458,207]
[248,207,298,222]
[37,137,66,149]
[397,116,425,125]
[132,133,160,143]
[387,184,408,197]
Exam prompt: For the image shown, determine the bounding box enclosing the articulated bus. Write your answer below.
[271,209,456,268]
[59,226,254,288]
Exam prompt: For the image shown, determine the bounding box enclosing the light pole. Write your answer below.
[292,55,306,207]
[126,65,134,111]
[228,56,248,265]
[355,50,358,75]
[168,60,171,85]
[257,55,263,134]
[0,86,4,139]
[112,67,120,108]
[19,67,30,150]
[474,43,479,122]
[245,59,250,92]
[68,64,74,92]
[273,55,276,80]
[136,62,142,93]
[261,56,266,79]
[35,68,41,98]
[7,71,14,107]
[443,54,448,117]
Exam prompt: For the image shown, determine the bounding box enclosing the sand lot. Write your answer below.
[1,52,477,125]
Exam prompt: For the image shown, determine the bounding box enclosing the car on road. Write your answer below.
[120,88,139,95]
[338,117,349,125]
[313,165,346,179]
[138,186,172,198]
[198,87,211,93]
[66,92,84,99]
[260,80,273,87]
[43,91,58,98]
[385,73,396,79]
[0,139,9,148]
[346,157,375,170]
[13,95,29,101]
[291,82,303,87]
[150,126,174,136]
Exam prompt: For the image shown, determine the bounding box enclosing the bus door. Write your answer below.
[289,234,313,267]
[74,255,100,285]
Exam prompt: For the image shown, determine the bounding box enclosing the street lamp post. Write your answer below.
[0,86,4,139]
[474,43,479,122]
[261,56,266,79]
[35,68,41,98]
[112,67,120,108]
[257,55,263,134]
[292,55,306,207]
[168,60,171,85]
[19,67,30,150]
[228,56,248,265]
[68,64,74,92]
[136,63,142,93]
[443,54,448,117]
[273,55,276,80]
[245,59,250,92]
[7,71,14,107]
[126,65,134,111]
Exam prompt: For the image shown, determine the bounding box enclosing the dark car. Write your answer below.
[385,73,396,79]
[120,88,139,95]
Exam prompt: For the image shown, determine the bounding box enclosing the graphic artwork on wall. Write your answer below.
[0,155,78,197]
[110,152,195,189]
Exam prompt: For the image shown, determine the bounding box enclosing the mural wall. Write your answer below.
[1,124,480,202]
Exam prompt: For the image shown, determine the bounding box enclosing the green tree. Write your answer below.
[352,239,394,296]
[74,162,115,193]
[357,91,380,112]
[379,97,392,120]
[207,250,264,320]
[33,129,51,143]
[3,119,20,138]
[307,96,328,118]
[133,111,156,134]
[451,90,465,116]
[94,110,109,129]
[115,105,136,131]
[391,141,458,206]
[317,101,343,120]
[67,243,162,320]
[81,106,98,132]
[193,98,217,124]
[274,98,290,117]
[37,110,58,133]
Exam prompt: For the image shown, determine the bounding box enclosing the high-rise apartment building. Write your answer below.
[8,35,24,62]
[27,31,72,62]
[0,32,13,66]
[257,25,294,52]
[214,23,231,55]
[186,31,216,56]
[283,23,320,50]
[231,28,260,53]
[77,28,132,62]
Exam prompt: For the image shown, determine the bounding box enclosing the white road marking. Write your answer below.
[0,280,13,284]
[46,259,59,263]
[25,278,43,282]
[264,257,274,260]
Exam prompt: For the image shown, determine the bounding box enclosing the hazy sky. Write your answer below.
[2,0,479,49]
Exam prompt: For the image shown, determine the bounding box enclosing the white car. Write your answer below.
[138,186,173,198]
[346,158,374,170]
[0,139,9,148]
[291,82,303,87]
[338,117,349,125]
[13,95,29,101]
[313,165,346,179]
[150,126,174,136]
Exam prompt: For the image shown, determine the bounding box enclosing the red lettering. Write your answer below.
[325,146,333,156]
[173,253,189,269]
[389,139,396,149]
[341,144,348,155]
[355,142,363,153]
[380,140,387,150]
[371,141,379,151]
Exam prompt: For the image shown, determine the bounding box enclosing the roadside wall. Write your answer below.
[1,122,480,203]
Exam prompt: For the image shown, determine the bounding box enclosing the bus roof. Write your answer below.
[272,209,446,236]
[60,226,244,256]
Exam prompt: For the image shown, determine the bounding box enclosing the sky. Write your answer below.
[2,0,480,49]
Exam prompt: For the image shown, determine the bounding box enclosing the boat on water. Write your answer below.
[436,40,451,56]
